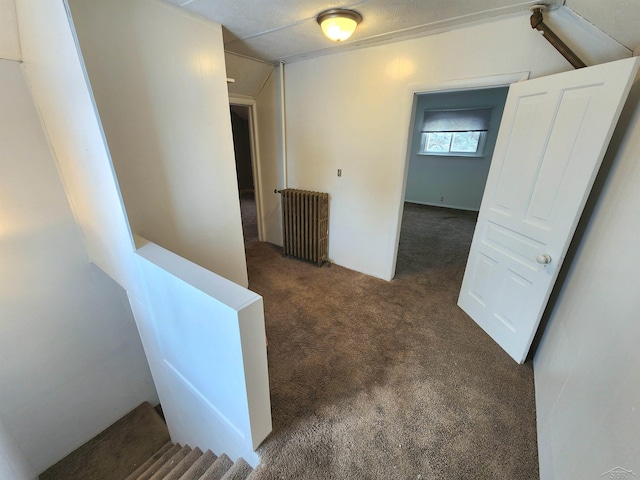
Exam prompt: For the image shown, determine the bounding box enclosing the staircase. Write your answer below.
[123,443,254,480]
[39,403,256,480]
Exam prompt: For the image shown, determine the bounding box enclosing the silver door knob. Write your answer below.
[536,254,552,265]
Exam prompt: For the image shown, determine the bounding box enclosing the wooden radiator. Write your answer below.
[279,188,329,266]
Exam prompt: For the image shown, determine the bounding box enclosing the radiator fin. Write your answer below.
[280,189,329,266]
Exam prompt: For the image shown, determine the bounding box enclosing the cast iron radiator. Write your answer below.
[278,188,329,266]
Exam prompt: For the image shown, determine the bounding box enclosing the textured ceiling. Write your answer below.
[164,0,639,64]
[565,0,640,51]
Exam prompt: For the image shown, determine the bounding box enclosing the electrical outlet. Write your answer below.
[440,196,444,202]
[337,169,342,177]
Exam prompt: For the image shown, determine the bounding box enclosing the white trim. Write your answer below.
[229,95,265,242]
[280,62,288,189]
[405,199,480,213]
[224,49,275,68]
[228,95,255,106]
[387,72,530,280]
[408,71,529,96]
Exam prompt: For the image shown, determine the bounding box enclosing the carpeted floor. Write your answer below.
[240,191,259,244]
[40,402,170,480]
[239,199,539,479]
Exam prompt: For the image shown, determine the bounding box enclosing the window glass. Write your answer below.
[426,132,453,153]
[420,108,491,156]
[451,132,481,153]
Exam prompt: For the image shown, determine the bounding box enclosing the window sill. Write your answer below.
[417,152,486,158]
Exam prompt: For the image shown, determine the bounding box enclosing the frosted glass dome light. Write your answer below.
[317,9,362,42]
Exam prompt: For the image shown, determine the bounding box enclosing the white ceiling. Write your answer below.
[565,0,640,51]
[164,0,640,64]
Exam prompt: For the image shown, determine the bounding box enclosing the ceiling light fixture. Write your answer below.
[316,9,362,42]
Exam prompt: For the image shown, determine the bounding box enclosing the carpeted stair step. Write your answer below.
[219,457,253,480]
[143,448,253,480]
[38,400,255,480]
[125,441,174,480]
[40,402,171,480]
[148,445,192,480]
[164,447,203,480]
[136,443,182,480]
[199,453,234,480]
[178,450,218,480]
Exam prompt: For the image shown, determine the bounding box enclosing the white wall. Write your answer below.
[534,79,640,479]
[225,51,273,99]
[67,0,248,287]
[225,52,282,246]
[284,14,573,280]
[0,420,37,480]
[0,58,158,474]
[16,0,271,469]
[0,12,30,476]
[256,68,285,246]
[16,0,141,292]
[283,12,629,281]
[0,418,34,480]
[0,0,20,60]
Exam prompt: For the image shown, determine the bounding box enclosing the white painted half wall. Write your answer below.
[132,239,271,466]
[534,78,640,479]
[0,59,157,474]
[283,12,629,281]
[68,0,248,287]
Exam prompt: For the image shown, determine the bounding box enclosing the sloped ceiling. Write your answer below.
[565,0,640,51]
[165,0,639,64]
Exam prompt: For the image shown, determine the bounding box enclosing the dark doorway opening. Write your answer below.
[230,105,258,245]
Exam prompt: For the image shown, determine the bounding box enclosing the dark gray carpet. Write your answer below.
[240,191,258,244]
[245,201,538,479]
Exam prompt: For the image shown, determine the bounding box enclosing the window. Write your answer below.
[420,108,492,156]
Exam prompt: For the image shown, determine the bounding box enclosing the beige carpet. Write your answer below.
[40,402,170,479]
[241,200,539,479]
[39,402,256,480]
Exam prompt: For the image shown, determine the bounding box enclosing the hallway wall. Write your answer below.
[68,0,248,287]
[15,0,271,468]
[283,14,570,280]
[0,0,20,61]
[534,77,640,479]
[255,68,285,246]
[0,418,33,480]
[0,58,157,474]
[283,12,629,280]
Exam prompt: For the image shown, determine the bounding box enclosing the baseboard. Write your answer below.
[404,199,480,212]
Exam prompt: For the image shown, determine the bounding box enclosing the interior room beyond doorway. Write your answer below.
[230,104,259,245]
[395,86,508,279]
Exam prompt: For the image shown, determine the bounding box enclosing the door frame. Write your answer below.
[229,95,265,242]
[390,71,531,278]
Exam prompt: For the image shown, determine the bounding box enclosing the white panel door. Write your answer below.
[458,57,640,363]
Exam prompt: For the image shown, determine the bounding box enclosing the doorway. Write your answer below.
[394,86,509,279]
[229,99,263,247]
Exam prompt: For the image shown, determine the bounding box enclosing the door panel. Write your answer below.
[459,57,640,363]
